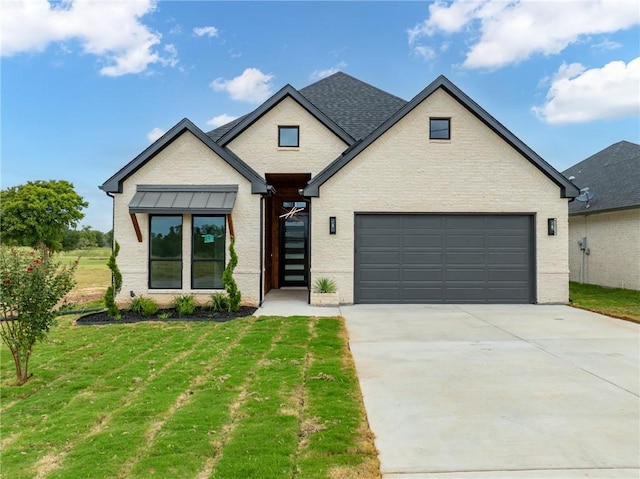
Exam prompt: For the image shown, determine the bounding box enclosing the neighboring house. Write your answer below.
[100,72,578,306]
[563,141,640,290]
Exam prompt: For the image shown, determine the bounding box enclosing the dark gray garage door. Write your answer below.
[354,214,534,304]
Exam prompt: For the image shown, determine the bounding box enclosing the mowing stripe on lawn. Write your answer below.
[210,316,315,479]
[296,317,381,479]
[2,322,223,479]
[127,316,286,479]
[37,320,252,479]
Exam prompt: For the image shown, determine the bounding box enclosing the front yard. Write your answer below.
[0,315,379,479]
[569,281,640,323]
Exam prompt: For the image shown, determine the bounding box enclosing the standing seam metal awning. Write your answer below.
[129,185,238,214]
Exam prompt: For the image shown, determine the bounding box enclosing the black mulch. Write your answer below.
[75,306,258,325]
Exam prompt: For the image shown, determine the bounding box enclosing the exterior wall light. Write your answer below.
[547,218,557,236]
[329,216,336,235]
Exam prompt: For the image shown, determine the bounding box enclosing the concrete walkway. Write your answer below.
[255,288,341,317]
[342,304,640,478]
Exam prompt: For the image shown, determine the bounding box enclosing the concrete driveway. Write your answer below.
[341,304,640,478]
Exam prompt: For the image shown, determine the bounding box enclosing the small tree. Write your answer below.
[0,247,77,385]
[104,242,122,320]
[222,236,241,312]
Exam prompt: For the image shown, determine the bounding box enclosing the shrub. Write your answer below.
[0,247,77,385]
[129,295,159,317]
[313,277,337,294]
[210,292,230,312]
[104,241,122,320]
[173,294,197,317]
[222,236,241,312]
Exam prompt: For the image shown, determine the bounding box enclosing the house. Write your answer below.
[563,141,640,290]
[100,72,578,306]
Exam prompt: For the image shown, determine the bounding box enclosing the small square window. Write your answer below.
[430,118,450,140]
[279,126,299,147]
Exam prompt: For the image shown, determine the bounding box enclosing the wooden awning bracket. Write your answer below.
[227,214,235,237]
[130,213,143,242]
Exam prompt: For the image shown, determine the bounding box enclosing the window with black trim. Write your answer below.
[429,118,450,140]
[149,215,183,289]
[192,216,226,289]
[278,126,299,147]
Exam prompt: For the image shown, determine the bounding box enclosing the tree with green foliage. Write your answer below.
[0,247,77,385]
[222,236,241,312]
[0,180,88,253]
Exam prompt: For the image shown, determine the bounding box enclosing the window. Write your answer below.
[429,118,450,140]
[192,216,226,289]
[278,126,299,147]
[150,216,182,288]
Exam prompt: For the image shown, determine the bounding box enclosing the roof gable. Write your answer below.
[100,118,267,194]
[213,84,355,147]
[304,75,579,199]
[563,140,640,214]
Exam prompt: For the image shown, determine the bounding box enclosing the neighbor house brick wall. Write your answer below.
[568,208,640,290]
[226,96,348,176]
[310,88,571,304]
[112,131,261,307]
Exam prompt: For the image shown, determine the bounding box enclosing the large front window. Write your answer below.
[150,216,183,288]
[192,216,226,289]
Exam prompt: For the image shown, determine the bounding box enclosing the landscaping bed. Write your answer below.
[76,306,257,325]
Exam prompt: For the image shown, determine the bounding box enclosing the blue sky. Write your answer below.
[2,0,639,233]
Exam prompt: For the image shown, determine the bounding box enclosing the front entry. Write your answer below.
[279,202,309,287]
[264,173,312,293]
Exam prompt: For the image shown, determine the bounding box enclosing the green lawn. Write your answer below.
[569,281,640,323]
[57,248,111,306]
[0,315,380,479]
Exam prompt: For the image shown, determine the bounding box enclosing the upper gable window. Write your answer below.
[429,118,450,140]
[279,126,299,147]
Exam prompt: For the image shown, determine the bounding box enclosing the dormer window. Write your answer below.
[429,118,450,140]
[279,126,299,147]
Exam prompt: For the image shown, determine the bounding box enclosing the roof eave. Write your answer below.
[217,84,355,147]
[304,75,579,199]
[100,118,268,195]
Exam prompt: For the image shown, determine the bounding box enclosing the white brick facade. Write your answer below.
[107,76,575,307]
[568,209,640,290]
[310,89,571,304]
[113,131,261,307]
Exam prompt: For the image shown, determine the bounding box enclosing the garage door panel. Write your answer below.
[403,252,443,265]
[359,268,400,282]
[359,251,400,264]
[488,235,528,248]
[360,235,402,248]
[404,269,443,281]
[446,252,487,264]
[446,234,485,247]
[487,252,529,265]
[355,214,533,304]
[404,235,443,247]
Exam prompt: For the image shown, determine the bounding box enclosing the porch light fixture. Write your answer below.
[547,218,557,236]
[329,216,336,235]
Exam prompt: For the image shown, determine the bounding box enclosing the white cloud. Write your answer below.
[532,57,640,124]
[193,26,218,38]
[147,127,166,142]
[210,68,275,103]
[206,114,239,127]
[309,62,347,81]
[413,45,437,61]
[409,0,640,69]
[1,0,175,77]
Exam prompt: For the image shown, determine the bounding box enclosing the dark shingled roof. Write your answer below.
[298,72,407,140]
[563,141,640,215]
[207,72,407,142]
